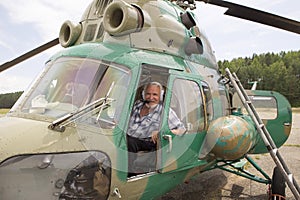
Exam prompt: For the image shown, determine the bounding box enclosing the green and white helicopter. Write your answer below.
[0,0,299,199]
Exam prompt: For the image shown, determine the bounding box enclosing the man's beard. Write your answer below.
[144,100,158,109]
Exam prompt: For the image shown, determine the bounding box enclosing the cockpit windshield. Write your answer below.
[14,57,131,123]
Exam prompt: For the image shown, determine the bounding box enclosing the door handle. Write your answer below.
[163,135,172,153]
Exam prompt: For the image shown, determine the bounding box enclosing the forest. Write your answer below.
[0,50,299,108]
[218,50,300,107]
[0,91,23,108]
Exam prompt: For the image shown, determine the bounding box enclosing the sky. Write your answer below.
[0,0,299,94]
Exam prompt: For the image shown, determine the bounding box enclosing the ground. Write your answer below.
[158,111,300,200]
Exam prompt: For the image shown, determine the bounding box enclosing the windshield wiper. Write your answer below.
[48,97,114,132]
[49,82,116,132]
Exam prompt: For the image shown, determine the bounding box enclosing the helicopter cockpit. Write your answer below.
[10,57,131,126]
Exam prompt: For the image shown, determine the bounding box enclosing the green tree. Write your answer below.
[0,91,23,108]
[218,50,300,107]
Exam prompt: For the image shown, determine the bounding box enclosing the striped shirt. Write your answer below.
[127,100,185,139]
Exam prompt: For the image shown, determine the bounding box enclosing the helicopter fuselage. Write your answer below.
[0,0,293,199]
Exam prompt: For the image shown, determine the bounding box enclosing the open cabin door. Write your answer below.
[232,90,292,153]
[158,72,208,173]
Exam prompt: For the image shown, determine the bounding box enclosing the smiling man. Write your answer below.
[126,82,186,175]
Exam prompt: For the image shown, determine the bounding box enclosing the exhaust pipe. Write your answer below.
[180,11,196,30]
[185,37,204,56]
[103,1,143,36]
[59,20,82,47]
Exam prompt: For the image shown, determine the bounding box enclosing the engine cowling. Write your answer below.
[103,1,143,36]
[59,20,82,47]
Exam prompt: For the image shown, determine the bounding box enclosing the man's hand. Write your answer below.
[151,131,159,143]
[171,128,186,136]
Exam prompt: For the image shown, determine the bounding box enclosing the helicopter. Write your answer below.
[0,0,300,199]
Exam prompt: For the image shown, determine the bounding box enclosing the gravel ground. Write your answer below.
[159,112,300,200]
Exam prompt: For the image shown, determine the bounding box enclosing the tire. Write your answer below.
[271,166,286,199]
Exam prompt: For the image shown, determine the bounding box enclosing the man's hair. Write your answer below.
[143,81,164,100]
[144,81,163,91]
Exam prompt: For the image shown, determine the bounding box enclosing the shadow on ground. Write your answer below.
[158,169,268,200]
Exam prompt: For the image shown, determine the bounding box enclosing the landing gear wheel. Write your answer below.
[271,166,286,199]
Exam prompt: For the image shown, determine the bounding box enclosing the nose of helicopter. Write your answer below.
[0,117,51,160]
[0,116,87,161]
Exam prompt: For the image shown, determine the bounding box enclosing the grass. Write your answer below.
[283,144,300,148]
[0,109,10,115]
[292,107,300,113]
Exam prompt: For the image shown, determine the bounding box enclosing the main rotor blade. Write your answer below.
[0,38,59,73]
[199,0,300,34]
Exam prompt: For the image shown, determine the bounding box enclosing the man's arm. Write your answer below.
[168,109,186,135]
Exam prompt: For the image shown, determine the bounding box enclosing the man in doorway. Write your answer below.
[127,81,186,176]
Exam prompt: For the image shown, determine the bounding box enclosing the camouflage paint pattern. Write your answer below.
[206,115,257,160]
[0,0,293,199]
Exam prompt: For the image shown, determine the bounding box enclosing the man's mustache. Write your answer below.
[143,100,158,109]
[143,99,154,103]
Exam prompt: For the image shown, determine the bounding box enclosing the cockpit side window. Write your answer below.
[170,79,205,133]
[134,65,169,102]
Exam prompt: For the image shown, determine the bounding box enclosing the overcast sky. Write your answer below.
[0,0,299,94]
